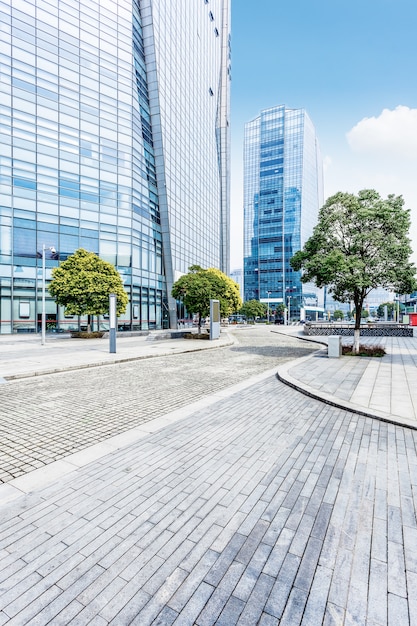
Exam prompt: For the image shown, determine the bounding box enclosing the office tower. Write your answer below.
[0,0,230,334]
[229,268,244,301]
[243,105,323,320]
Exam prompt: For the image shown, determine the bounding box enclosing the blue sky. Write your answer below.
[230,0,417,268]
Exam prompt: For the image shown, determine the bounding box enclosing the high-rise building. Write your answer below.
[243,105,323,320]
[0,0,230,334]
[229,268,244,301]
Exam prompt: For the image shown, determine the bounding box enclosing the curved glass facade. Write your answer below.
[243,105,323,319]
[0,0,230,333]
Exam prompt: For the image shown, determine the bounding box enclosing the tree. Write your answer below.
[377,301,395,320]
[274,303,286,322]
[49,248,129,331]
[333,309,344,321]
[239,299,266,320]
[171,265,242,333]
[291,190,417,353]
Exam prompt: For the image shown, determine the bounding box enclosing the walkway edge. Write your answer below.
[276,353,417,431]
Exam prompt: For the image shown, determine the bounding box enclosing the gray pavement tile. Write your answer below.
[257,613,279,626]
[263,527,295,578]
[142,541,195,597]
[323,602,346,626]
[233,543,272,602]
[388,593,410,626]
[0,572,43,612]
[407,570,417,626]
[129,568,189,626]
[387,540,407,598]
[367,558,387,625]
[234,520,269,567]
[168,552,218,614]
[28,599,84,626]
[311,502,333,541]
[294,536,323,592]
[3,586,63,624]
[264,552,301,619]
[371,518,388,563]
[215,595,245,626]
[104,588,151,625]
[204,533,246,587]
[172,581,214,626]
[300,564,332,626]
[279,586,308,626]
[152,606,179,625]
[196,561,245,626]
[235,572,275,625]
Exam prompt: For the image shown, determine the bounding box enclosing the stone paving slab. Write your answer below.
[1,376,417,625]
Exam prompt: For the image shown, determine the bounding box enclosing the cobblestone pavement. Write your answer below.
[0,327,319,484]
[1,375,417,625]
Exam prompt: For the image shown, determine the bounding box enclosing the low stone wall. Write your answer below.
[303,324,413,337]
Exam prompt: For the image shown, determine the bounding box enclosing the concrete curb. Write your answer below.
[2,334,236,381]
[276,353,417,431]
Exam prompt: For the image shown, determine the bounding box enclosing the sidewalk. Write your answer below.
[1,327,417,624]
[0,329,235,381]
[274,326,417,430]
[2,326,417,430]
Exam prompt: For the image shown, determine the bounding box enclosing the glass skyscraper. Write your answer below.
[0,0,230,334]
[243,105,323,320]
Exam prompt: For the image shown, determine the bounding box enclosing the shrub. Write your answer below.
[342,344,385,357]
[71,331,105,339]
[185,333,210,340]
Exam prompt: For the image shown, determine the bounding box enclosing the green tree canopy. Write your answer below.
[49,249,129,327]
[291,190,417,352]
[171,265,242,331]
[376,302,405,319]
[377,301,395,319]
[239,299,266,320]
[333,309,344,320]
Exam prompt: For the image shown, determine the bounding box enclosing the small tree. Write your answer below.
[333,309,344,321]
[171,265,242,333]
[291,190,416,353]
[377,301,395,320]
[49,248,129,331]
[239,299,266,321]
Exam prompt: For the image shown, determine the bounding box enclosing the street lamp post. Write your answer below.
[287,295,292,325]
[41,244,56,346]
[267,291,271,323]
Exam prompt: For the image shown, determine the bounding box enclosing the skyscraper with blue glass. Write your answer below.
[243,105,323,320]
[0,0,230,334]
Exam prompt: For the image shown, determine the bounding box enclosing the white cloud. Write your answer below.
[346,106,417,159]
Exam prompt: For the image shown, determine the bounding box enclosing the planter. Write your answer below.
[70,331,105,339]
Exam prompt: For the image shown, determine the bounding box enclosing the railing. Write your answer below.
[303,323,413,337]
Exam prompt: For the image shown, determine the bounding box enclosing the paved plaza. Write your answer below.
[0,326,417,624]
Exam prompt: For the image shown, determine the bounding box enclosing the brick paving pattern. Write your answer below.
[0,329,317,484]
[1,377,416,624]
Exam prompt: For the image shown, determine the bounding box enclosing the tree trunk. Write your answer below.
[353,327,360,354]
[87,314,91,333]
[198,313,201,335]
[352,295,363,354]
